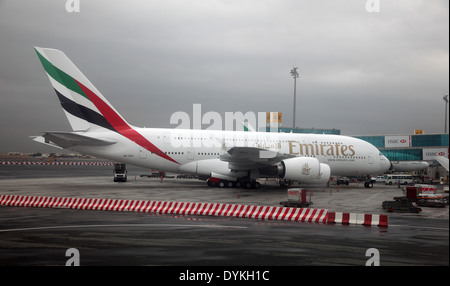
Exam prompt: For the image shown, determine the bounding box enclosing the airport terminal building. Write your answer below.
[353,133,449,181]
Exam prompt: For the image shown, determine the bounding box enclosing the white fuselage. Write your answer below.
[70,127,391,178]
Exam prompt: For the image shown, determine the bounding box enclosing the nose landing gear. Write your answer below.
[364,177,375,188]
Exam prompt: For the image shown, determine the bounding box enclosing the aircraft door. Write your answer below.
[187,148,195,160]
[368,153,375,164]
[163,132,171,144]
[139,147,147,159]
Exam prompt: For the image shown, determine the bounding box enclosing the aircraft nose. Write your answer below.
[381,155,391,172]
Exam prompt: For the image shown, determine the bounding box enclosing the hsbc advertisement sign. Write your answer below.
[385,136,411,148]
[423,148,449,161]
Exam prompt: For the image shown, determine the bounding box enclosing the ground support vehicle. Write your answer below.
[416,194,447,208]
[280,188,312,208]
[382,197,422,213]
[113,163,127,182]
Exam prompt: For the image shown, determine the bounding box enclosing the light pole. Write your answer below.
[290,66,299,130]
[444,94,449,134]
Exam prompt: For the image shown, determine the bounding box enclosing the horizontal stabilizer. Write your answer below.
[32,132,116,149]
[31,136,63,149]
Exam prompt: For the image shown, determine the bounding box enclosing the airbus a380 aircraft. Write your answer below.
[32,47,391,188]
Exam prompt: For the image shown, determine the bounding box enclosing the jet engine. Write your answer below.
[278,157,331,185]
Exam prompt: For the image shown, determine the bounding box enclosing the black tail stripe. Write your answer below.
[54,89,117,132]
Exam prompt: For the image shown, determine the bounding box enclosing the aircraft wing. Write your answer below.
[32,132,116,149]
[220,146,294,170]
[435,156,449,172]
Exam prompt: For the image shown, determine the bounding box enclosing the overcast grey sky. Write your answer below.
[0,0,448,152]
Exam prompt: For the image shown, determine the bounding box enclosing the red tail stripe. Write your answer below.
[74,79,178,165]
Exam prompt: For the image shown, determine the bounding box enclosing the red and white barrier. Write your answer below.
[0,195,388,227]
[327,211,388,227]
[415,184,437,194]
[0,195,328,224]
[0,161,113,166]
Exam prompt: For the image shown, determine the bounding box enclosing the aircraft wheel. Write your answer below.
[364,182,373,188]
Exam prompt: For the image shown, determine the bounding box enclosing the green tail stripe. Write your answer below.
[35,48,89,101]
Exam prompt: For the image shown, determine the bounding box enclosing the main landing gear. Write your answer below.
[207,179,261,189]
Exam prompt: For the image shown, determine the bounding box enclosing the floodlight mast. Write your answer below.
[444,94,449,134]
[290,66,299,130]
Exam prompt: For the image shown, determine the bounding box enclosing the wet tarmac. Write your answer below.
[0,161,448,268]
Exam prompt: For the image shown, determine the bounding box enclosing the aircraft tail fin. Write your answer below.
[34,47,130,133]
